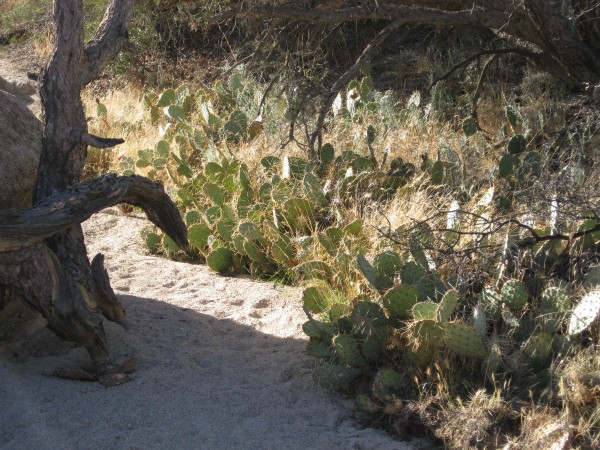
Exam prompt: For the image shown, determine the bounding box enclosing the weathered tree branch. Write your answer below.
[0,174,188,253]
[82,0,135,85]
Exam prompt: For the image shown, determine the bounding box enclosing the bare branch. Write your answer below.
[82,0,135,85]
[1,174,188,253]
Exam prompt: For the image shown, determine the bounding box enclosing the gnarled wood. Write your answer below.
[0,174,188,253]
[0,0,186,382]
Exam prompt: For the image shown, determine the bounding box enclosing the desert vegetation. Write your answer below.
[1,1,599,448]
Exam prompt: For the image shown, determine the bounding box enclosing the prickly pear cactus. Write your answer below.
[372,368,403,402]
[444,322,486,358]
[206,247,234,273]
[382,286,418,320]
[539,286,571,333]
[357,252,401,292]
[334,334,367,368]
[522,332,553,369]
[568,290,600,335]
[437,290,459,326]
[313,364,362,391]
[584,266,600,289]
[411,301,438,320]
[500,279,528,311]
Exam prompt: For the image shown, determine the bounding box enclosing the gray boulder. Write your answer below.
[0,78,41,209]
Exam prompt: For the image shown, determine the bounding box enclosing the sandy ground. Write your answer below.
[0,48,422,450]
[0,212,422,450]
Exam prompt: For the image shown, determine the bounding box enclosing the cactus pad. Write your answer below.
[313,364,362,391]
[306,338,332,359]
[522,332,553,368]
[501,279,529,311]
[188,223,212,250]
[303,286,329,313]
[400,261,426,286]
[568,290,600,335]
[382,286,418,320]
[412,301,438,320]
[539,286,571,333]
[334,335,367,368]
[372,369,403,402]
[356,394,381,413]
[437,290,459,326]
[584,266,600,289]
[206,247,233,273]
[444,322,486,358]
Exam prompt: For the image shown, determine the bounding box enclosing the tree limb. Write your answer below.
[82,0,135,86]
[0,174,188,253]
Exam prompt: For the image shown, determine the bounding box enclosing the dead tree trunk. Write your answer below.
[0,0,187,383]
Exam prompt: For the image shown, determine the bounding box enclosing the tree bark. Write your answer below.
[0,0,187,378]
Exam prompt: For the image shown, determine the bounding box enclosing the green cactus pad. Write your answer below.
[188,223,212,250]
[162,234,180,255]
[320,143,335,164]
[334,335,367,368]
[462,117,479,136]
[270,237,296,267]
[317,232,337,257]
[369,369,402,401]
[480,286,502,315]
[382,286,418,320]
[444,323,486,358]
[238,222,265,242]
[206,248,234,273]
[329,303,353,323]
[303,173,326,205]
[185,210,202,225]
[356,394,381,414]
[584,266,600,289]
[295,260,333,281]
[508,135,527,155]
[409,319,444,347]
[409,241,430,270]
[539,287,571,333]
[400,261,426,286]
[522,332,553,368]
[499,153,518,178]
[568,290,600,335]
[343,219,364,236]
[373,251,402,279]
[313,364,362,391]
[303,286,329,313]
[302,320,332,339]
[436,290,459,326]
[412,301,438,320]
[361,328,387,362]
[203,182,225,206]
[145,232,161,252]
[357,255,382,290]
[243,240,269,264]
[306,338,332,359]
[216,219,235,242]
[404,345,433,367]
[283,198,316,230]
[501,279,529,310]
[261,156,280,173]
[352,301,388,327]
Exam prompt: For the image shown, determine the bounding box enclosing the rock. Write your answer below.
[0,79,42,209]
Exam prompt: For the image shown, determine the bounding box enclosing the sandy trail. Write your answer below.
[0,212,420,450]
[0,48,420,449]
